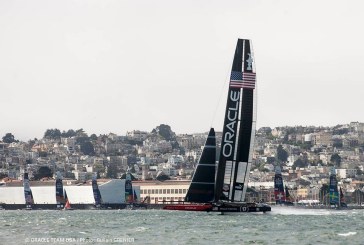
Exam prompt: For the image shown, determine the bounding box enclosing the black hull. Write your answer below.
[211,202,271,213]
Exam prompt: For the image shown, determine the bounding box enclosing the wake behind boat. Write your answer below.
[163,39,271,214]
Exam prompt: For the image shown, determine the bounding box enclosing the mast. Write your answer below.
[185,128,216,203]
[215,39,257,202]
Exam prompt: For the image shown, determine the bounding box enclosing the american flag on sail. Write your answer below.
[230,71,256,89]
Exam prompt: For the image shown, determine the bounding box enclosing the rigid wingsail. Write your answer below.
[164,39,271,213]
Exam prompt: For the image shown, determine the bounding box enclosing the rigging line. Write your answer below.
[210,54,234,129]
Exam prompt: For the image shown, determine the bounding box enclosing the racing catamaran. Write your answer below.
[164,39,271,213]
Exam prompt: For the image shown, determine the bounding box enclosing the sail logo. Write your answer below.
[222,90,240,158]
[246,53,253,71]
[275,177,283,185]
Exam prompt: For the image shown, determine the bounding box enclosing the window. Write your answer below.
[175,189,178,193]
[179,189,182,194]
[148,189,151,194]
[152,189,155,194]
[167,189,170,194]
[183,189,187,194]
[171,189,175,194]
[163,189,166,194]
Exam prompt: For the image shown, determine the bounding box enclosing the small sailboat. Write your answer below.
[125,172,135,209]
[274,166,294,206]
[274,166,285,205]
[55,172,65,209]
[92,174,103,209]
[329,167,347,209]
[329,167,340,207]
[63,190,73,210]
[164,39,271,213]
[23,172,34,210]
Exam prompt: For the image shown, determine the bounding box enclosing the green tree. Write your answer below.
[61,129,77,138]
[90,134,98,141]
[80,141,95,156]
[293,158,306,169]
[93,163,105,174]
[33,166,52,180]
[106,163,118,179]
[330,153,341,167]
[0,172,8,179]
[277,145,288,162]
[2,133,17,143]
[152,124,176,141]
[266,157,275,164]
[76,128,88,137]
[44,129,61,139]
[355,166,363,176]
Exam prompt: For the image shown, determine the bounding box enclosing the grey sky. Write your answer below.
[1,0,363,140]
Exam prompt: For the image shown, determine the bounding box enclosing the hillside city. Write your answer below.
[1,122,364,205]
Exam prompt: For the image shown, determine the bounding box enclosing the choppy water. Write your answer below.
[1,207,364,245]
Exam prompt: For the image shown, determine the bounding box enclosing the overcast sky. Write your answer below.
[1,0,364,141]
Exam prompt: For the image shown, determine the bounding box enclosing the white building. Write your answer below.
[134,180,190,204]
[0,179,140,205]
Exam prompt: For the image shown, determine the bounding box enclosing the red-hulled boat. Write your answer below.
[163,203,212,211]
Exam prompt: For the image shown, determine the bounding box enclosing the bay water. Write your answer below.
[1,207,363,245]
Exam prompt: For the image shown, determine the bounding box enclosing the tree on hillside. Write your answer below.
[2,133,17,143]
[152,124,176,141]
[330,153,342,167]
[106,163,118,179]
[277,145,288,162]
[44,129,61,139]
[61,129,77,138]
[0,172,8,179]
[266,157,275,164]
[293,158,306,169]
[76,128,88,137]
[80,141,95,156]
[90,134,98,141]
[33,166,52,180]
